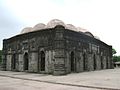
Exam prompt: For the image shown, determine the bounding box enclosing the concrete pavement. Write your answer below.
[0,68,120,90]
[0,76,96,90]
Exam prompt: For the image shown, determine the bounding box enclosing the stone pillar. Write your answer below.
[29,52,38,72]
[65,51,70,74]
[79,52,84,72]
[18,54,24,71]
[109,46,114,69]
[6,54,12,70]
[87,53,94,71]
[103,56,107,69]
[53,49,66,75]
[96,55,101,70]
[53,25,66,75]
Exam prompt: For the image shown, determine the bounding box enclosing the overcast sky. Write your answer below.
[0,0,120,55]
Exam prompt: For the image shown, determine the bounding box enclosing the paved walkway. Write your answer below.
[0,76,95,90]
[0,68,120,90]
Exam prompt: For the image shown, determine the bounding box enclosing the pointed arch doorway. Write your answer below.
[83,53,86,71]
[24,53,29,71]
[11,54,16,70]
[93,54,96,70]
[70,51,76,72]
[38,51,45,72]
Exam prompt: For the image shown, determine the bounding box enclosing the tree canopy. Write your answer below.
[112,48,120,62]
[112,48,117,55]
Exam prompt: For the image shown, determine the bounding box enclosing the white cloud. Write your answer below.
[1,0,120,54]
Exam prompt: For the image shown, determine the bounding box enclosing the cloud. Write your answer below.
[0,1,26,49]
[0,0,120,55]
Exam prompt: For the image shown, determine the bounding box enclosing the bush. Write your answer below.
[113,55,120,62]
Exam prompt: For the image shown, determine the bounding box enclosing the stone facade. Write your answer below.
[1,25,113,75]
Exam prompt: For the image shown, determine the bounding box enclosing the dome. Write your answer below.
[46,19,65,28]
[19,19,97,39]
[65,24,77,31]
[33,23,46,31]
[84,32,94,37]
[77,27,88,32]
[94,36,100,40]
[77,27,94,37]
[20,27,33,34]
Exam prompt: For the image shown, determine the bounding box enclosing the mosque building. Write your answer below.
[2,19,113,75]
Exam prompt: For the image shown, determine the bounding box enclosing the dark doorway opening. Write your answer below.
[93,54,96,70]
[24,53,29,71]
[106,57,108,69]
[11,54,16,70]
[101,56,103,69]
[40,51,45,71]
[83,53,86,71]
[71,51,75,72]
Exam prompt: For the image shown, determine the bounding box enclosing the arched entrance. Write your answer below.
[83,53,86,71]
[101,56,103,69]
[106,57,108,69]
[93,54,96,70]
[71,51,75,72]
[11,54,16,70]
[40,51,45,71]
[24,53,29,71]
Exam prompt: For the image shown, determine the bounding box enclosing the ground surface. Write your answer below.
[0,68,120,90]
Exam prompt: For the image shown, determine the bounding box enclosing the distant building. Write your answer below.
[1,19,113,75]
[114,62,120,68]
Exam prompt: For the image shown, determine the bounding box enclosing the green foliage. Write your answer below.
[112,48,117,56]
[113,55,120,62]
[0,50,2,63]
[112,48,120,62]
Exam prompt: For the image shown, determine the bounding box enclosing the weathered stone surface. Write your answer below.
[6,55,12,71]
[1,25,113,75]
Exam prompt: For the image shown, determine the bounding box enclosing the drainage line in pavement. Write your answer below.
[0,75,119,90]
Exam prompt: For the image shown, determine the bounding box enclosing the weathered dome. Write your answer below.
[20,27,33,34]
[84,32,94,37]
[65,24,77,31]
[94,36,100,40]
[19,19,97,39]
[46,19,65,28]
[77,27,88,32]
[33,23,46,31]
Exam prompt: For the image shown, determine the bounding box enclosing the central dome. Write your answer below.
[65,24,77,31]
[32,23,46,31]
[46,19,65,28]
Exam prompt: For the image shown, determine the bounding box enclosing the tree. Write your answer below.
[112,48,117,56]
[113,55,120,62]
[112,48,120,62]
[113,55,118,62]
